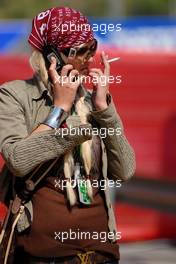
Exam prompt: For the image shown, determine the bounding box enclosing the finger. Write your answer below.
[90,68,103,76]
[89,72,108,87]
[48,57,60,83]
[49,56,57,70]
[101,51,110,76]
[68,69,79,82]
[74,75,82,88]
[89,72,99,86]
[61,64,73,78]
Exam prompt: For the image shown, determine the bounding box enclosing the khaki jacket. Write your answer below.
[0,75,136,242]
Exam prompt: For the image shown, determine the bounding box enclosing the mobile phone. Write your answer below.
[43,45,66,74]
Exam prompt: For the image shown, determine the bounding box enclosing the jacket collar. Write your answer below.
[32,74,52,101]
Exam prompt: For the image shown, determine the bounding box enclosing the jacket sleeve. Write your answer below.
[90,94,136,181]
[0,87,91,177]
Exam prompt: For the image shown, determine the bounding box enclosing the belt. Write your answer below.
[25,251,119,264]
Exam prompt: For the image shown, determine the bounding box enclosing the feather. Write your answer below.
[64,153,76,206]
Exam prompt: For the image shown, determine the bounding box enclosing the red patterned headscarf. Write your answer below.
[28,7,94,52]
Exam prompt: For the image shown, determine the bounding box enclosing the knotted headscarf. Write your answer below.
[28,7,94,51]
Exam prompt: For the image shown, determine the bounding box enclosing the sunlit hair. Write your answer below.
[29,49,93,205]
[29,49,49,88]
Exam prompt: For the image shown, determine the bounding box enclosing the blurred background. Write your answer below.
[0,1,176,263]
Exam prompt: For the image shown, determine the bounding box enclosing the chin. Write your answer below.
[80,68,89,76]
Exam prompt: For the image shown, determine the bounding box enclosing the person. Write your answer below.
[0,7,136,264]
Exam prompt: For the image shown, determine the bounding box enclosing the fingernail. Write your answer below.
[51,56,56,61]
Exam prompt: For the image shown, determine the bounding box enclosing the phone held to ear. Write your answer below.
[43,45,78,84]
[43,45,66,74]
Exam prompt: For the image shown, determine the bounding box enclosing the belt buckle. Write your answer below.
[77,250,95,264]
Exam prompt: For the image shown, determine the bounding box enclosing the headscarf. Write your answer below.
[28,7,94,51]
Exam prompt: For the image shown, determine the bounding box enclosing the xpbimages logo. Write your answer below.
[54,229,122,243]
[54,178,122,191]
[54,21,122,35]
[55,126,122,139]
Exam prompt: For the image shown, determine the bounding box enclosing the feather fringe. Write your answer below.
[86,178,93,201]
[64,153,76,206]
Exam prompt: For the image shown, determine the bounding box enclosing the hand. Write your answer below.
[48,57,81,112]
[89,51,110,110]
